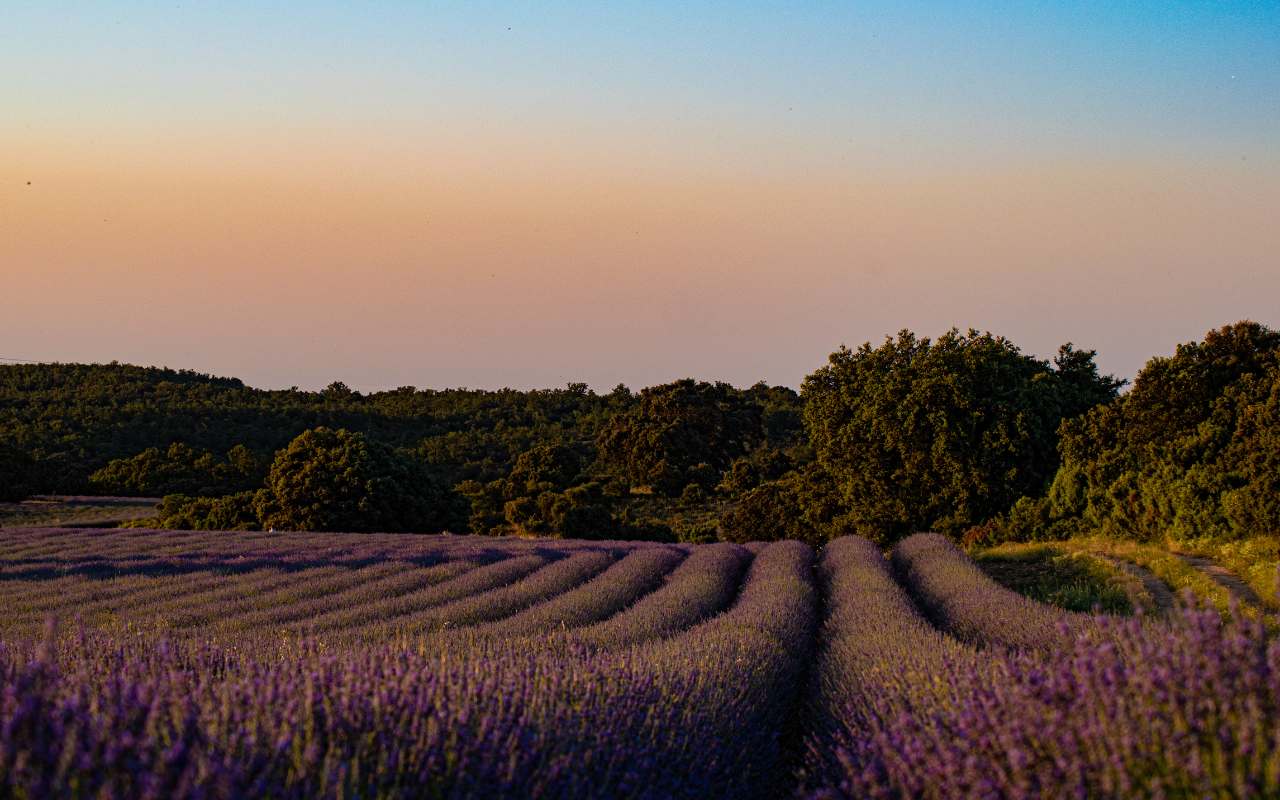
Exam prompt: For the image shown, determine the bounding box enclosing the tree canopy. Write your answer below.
[1011,321,1280,543]
[257,427,462,533]
[596,379,766,496]
[802,329,1121,542]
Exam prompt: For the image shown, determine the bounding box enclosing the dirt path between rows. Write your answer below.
[1174,554,1266,609]
[1099,556,1177,616]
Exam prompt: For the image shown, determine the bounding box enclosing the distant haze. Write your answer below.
[3,2,1277,391]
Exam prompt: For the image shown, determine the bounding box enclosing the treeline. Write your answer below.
[992,321,1280,545]
[1,321,1276,546]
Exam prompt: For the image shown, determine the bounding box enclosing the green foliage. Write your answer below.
[0,441,33,502]
[802,329,1120,541]
[504,483,615,539]
[0,363,810,540]
[1044,321,1280,543]
[679,483,707,508]
[719,464,849,546]
[717,447,794,495]
[596,379,767,496]
[257,427,463,533]
[460,443,616,538]
[506,443,585,495]
[0,364,617,494]
[156,491,262,531]
[90,443,267,497]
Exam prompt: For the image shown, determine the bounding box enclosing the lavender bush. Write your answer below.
[892,532,1097,651]
[2,528,1278,798]
[484,546,685,635]
[804,535,1280,799]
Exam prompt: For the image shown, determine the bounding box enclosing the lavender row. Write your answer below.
[572,542,753,648]
[796,536,986,797]
[803,536,1280,798]
[0,542,815,799]
[373,550,618,637]
[891,532,1096,652]
[309,554,551,636]
[481,546,686,636]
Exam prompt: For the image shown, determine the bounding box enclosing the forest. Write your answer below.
[2,320,1278,553]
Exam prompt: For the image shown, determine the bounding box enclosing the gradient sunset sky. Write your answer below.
[3,2,1278,391]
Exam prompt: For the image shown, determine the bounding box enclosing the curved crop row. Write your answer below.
[804,536,1280,799]
[379,550,617,636]
[124,565,345,627]
[158,566,359,629]
[6,570,229,626]
[891,532,1096,651]
[482,546,686,636]
[797,536,985,796]
[213,561,476,635]
[574,542,753,648]
[622,540,817,799]
[0,541,815,800]
[313,554,549,635]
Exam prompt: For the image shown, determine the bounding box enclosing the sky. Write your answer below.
[2,1,1278,391]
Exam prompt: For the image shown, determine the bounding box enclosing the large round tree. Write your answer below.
[595,379,762,495]
[802,329,1120,542]
[257,427,459,532]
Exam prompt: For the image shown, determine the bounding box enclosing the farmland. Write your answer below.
[1,528,1277,799]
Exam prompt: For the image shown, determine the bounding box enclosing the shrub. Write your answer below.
[90,443,266,496]
[156,491,261,530]
[718,463,848,546]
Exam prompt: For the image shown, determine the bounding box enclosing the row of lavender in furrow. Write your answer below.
[891,532,1097,652]
[796,535,986,797]
[0,541,813,799]
[0,534,621,637]
[571,542,753,649]
[126,565,358,623]
[622,540,817,799]
[505,539,815,799]
[47,566,348,630]
[803,535,1280,799]
[224,561,473,633]
[307,553,552,635]
[480,546,687,636]
[167,564,406,630]
[4,566,277,628]
[0,528,415,570]
[371,549,618,637]
[0,529,657,585]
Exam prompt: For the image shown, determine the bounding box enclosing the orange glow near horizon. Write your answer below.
[6,130,1277,391]
[4,1,1278,390]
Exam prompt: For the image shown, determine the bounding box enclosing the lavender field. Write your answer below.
[1,528,1277,799]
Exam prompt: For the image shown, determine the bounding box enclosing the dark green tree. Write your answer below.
[257,427,461,532]
[596,379,763,495]
[156,491,261,531]
[803,329,1120,541]
[1032,321,1280,542]
[506,443,584,495]
[718,463,846,546]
